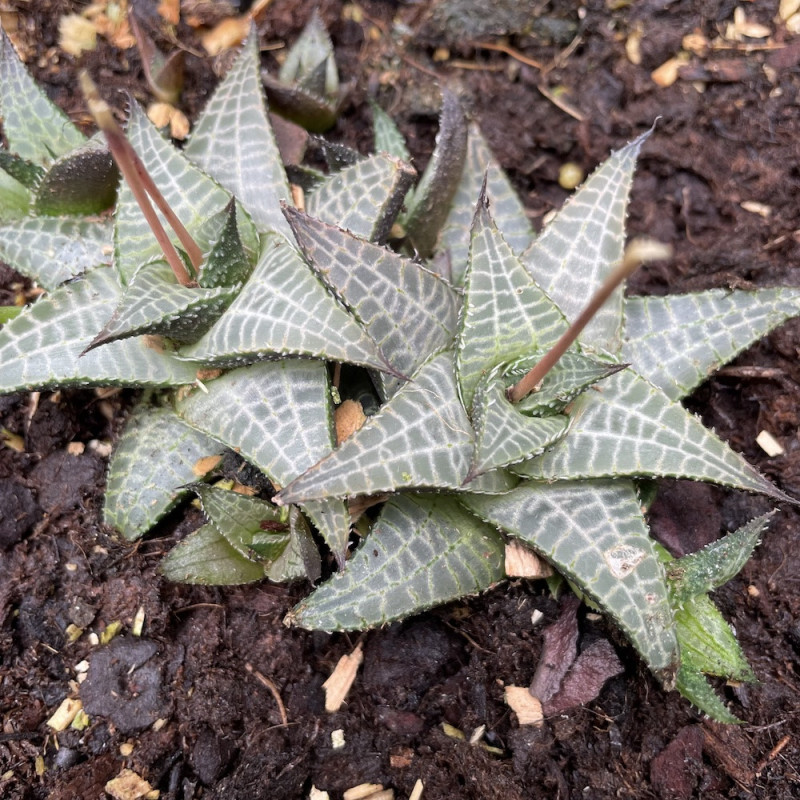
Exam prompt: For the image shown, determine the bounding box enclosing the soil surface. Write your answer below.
[3,1,800,798]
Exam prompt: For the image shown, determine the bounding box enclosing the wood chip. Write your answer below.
[322,641,363,712]
[46,698,83,731]
[202,16,250,55]
[505,686,544,726]
[192,454,223,476]
[505,540,554,578]
[740,200,772,217]
[408,779,424,800]
[756,430,784,457]
[651,54,689,87]
[335,399,367,445]
[309,787,330,800]
[343,784,384,800]
[105,768,155,800]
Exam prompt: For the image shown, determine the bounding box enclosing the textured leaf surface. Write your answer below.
[269,506,322,583]
[404,90,467,258]
[371,101,411,162]
[115,103,232,284]
[0,168,31,220]
[0,28,85,164]
[0,217,111,289]
[514,369,785,499]
[0,150,45,187]
[286,208,458,398]
[674,664,741,725]
[306,153,415,243]
[279,10,337,99]
[197,201,254,289]
[90,261,237,348]
[438,124,534,285]
[180,234,390,371]
[457,196,567,408]
[276,351,475,504]
[175,358,350,562]
[184,29,292,237]
[623,288,800,401]
[522,133,646,352]
[289,494,505,631]
[465,480,678,675]
[104,405,224,540]
[0,267,199,392]
[160,523,267,585]
[469,366,569,477]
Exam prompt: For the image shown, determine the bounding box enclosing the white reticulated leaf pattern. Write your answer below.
[289,494,506,631]
[285,208,459,398]
[0,28,85,165]
[115,103,232,284]
[174,358,350,562]
[184,28,292,238]
[0,217,111,289]
[623,288,800,401]
[465,479,679,677]
[276,351,475,504]
[522,133,647,353]
[457,196,567,408]
[437,123,534,285]
[305,153,415,243]
[513,369,787,499]
[179,233,390,371]
[104,404,224,540]
[0,267,199,392]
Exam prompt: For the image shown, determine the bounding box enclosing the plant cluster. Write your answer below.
[0,22,798,722]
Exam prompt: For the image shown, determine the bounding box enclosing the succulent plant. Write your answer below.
[0,25,798,723]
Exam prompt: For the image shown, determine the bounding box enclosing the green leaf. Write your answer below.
[404,90,468,258]
[623,288,800,401]
[269,506,321,583]
[184,28,292,238]
[276,350,475,504]
[0,267,199,392]
[190,484,289,562]
[197,200,255,289]
[288,494,505,630]
[285,207,458,398]
[180,233,392,372]
[0,27,85,165]
[160,523,268,585]
[0,167,31,221]
[279,10,338,101]
[456,193,567,408]
[88,261,238,349]
[0,217,112,289]
[0,305,21,323]
[371,100,411,162]
[33,134,118,216]
[465,479,679,677]
[468,365,569,477]
[305,153,416,243]
[521,132,647,353]
[104,404,224,540]
[175,358,350,564]
[115,103,232,284]
[667,513,772,602]
[0,151,45,188]
[513,369,788,500]
[262,74,339,133]
[437,123,534,285]
[674,664,742,725]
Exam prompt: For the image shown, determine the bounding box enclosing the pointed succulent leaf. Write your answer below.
[184,29,292,238]
[674,663,742,725]
[667,513,771,602]
[181,233,391,372]
[512,351,626,416]
[455,467,520,495]
[404,90,468,258]
[469,365,570,477]
[0,306,21,323]
[175,358,350,563]
[285,207,459,398]
[0,267,199,392]
[268,506,322,583]
[279,10,338,99]
[160,523,268,585]
[465,479,679,676]
[305,153,416,243]
[189,484,289,562]
[437,123,534,285]
[312,136,361,171]
[115,103,232,284]
[276,350,475,504]
[261,73,339,133]
[0,168,31,220]
[623,288,800,401]
[371,100,411,163]
[514,370,788,500]
[0,151,45,188]
[196,200,254,289]
[0,27,85,164]
[522,132,647,353]
[89,261,238,350]
[0,217,112,289]
[104,404,224,540]
[33,133,118,216]
[288,494,505,631]
[456,195,567,408]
